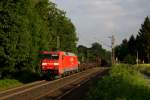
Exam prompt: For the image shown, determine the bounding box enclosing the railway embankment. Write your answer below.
[86,64,150,100]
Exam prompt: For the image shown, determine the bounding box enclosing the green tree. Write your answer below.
[77,45,87,62]
[0,0,33,77]
[115,39,129,63]
[77,42,111,66]
[137,16,150,63]
[0,0,78,78]
[128,35,136,55]
[115,17,150,64]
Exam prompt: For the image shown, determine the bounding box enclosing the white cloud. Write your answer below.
[52,0,150,50]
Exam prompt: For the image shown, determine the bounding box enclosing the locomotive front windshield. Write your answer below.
[40,54,59,60]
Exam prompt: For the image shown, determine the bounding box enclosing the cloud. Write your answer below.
[52,0,150,50]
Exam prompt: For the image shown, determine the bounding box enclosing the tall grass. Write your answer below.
[87,64,150,100]
[0,79,23,91]
[0,69,42,91]
[136,64,150,75]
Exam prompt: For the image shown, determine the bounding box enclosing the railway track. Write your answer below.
[0,67,108,100]
[0,80,47,100]
[55,68,109,100]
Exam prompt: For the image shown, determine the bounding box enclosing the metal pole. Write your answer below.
[136,51,138,66]
[57,36,60,51]
[110,35,115,65]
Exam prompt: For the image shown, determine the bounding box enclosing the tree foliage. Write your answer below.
[0,0,78,78]
[115,17,150,64]
[77,42,111,66]
[138,17,150,62]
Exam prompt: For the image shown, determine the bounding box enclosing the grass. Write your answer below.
[86,64,150,100]
[139,64,150,67]
[135,64,150,75]
[0,79,23,92]
[0,69,41,92]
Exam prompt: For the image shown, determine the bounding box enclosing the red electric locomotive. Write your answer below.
[40,51,79,79]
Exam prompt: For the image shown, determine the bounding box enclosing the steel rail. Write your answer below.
[0,67,104,100]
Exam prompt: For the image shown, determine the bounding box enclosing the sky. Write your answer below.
[51,0,150,50]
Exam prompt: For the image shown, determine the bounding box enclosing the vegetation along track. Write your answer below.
[0,80,47,99]
[0,67,108,100]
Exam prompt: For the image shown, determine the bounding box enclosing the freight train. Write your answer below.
[40,51,79,79]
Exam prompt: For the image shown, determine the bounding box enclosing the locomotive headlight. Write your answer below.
[54,63,59,66]
[42,63,47,66]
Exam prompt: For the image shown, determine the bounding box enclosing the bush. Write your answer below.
[123,54,136,64]
[14,69,41,83]
[136,64,150,76]
[87,64,150,100]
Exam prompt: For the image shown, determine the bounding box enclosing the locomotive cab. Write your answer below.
[40,51,60,78]
[40,51,79,79]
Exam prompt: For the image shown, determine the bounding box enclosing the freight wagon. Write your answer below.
[40,51,79,79]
